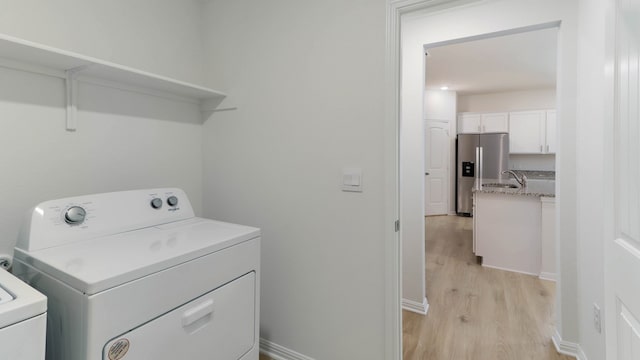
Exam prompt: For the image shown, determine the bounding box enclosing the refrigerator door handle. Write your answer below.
[475,146,480,181]
[479,146,484,180]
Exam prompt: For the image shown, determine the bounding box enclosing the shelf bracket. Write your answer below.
[200,97,237,121]
[64,65,92,132]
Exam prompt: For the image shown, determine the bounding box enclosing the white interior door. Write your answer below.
[425,120,449,216]
[606,0,640,358]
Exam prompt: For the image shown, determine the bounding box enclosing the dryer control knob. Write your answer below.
[150,198,163,209]
[167,196,178,207]
[64,206,86,225]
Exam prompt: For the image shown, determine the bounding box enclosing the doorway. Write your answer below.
[408,27,562,358]
[423,28,558,217]
[388,1,580,359]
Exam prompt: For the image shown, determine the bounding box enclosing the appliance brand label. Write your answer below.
[108,338,130,360]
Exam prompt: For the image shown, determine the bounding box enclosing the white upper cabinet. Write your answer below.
[458,113,482,133]
[481,112,509,132]
[508,110,556,154]
[509,110,546,153]
[457,112,508,133]
[545,110,556,154]
[460,109,557,154]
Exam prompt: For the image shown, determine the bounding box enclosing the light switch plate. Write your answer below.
[342,168,363,192]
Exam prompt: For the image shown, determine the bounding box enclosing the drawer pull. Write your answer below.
[182,299,214,328]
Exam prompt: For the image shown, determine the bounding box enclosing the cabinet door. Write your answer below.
[540,197,556,280]
[457,113,481,133]
[509,110,546,153]
[475,192,542,275]
[481,112,509,132]
[545,110,556,153]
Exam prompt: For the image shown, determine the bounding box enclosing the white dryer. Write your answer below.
[12,188,260,360]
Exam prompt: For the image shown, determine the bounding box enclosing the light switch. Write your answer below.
[342,168,363,192]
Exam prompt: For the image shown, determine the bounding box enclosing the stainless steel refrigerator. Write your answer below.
[456,133,509,216]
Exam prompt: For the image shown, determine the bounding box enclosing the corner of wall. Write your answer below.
[402,297,429,315]
[260,339,316,360]
[552,329,588,360]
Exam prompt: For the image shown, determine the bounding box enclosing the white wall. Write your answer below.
[0,2,601,360]
[0,1,205,257]
[425,89,457,119]
[200,1,387,359]
[457,88,556,112]
[0,0,206,85]
[402,0,579,349]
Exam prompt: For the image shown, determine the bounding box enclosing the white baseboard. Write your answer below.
[552,329,587,360]
[425,212,458,217]
[259,338,315,360]
[539,272,556,282]
[482,263,539,277]
[576,346,588,360]
[402,297,429,315]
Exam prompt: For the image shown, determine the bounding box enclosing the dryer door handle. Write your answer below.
[182,299,214,328]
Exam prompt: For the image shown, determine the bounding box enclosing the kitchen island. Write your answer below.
[472,178,556,278]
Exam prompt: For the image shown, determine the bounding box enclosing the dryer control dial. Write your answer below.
[64,206,86,225]
[167,196,178,207]
[150,198,163,209]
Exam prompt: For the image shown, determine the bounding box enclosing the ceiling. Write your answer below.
[425,28,557,95]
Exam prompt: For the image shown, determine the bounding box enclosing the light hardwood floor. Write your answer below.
[260,215,572,360]
[403,215,573,360]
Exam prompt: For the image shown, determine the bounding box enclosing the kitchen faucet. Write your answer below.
[502,170,527,187]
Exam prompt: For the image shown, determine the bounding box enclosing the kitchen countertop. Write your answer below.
[473,178,556,197]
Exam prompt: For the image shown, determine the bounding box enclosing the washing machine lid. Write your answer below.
[0,269,47,329]
[14,218,260,295]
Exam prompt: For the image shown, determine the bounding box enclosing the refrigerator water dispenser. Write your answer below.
[462,161,475,177]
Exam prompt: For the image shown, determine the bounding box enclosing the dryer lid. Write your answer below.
[14,218,260,295]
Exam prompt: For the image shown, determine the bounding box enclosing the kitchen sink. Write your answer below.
[482,183,519,189]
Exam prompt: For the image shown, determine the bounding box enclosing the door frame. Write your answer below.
[603,1,615,358]
[384,1,575,359]
[384,1,482,358]
[384,2,457,357]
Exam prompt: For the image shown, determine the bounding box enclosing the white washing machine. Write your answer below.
[12,188,260,360]
[0,267,47,360]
